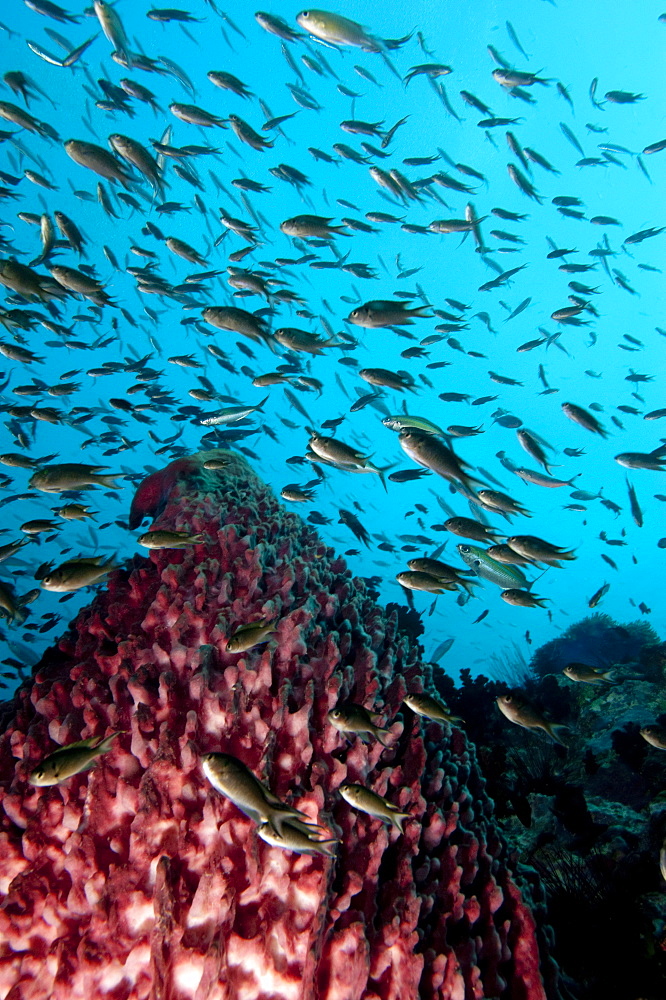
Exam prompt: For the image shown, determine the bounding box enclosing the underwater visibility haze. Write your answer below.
[0,1,666,998]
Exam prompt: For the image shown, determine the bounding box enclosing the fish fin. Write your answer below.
[526,566,550,591]
[545,722,569,747]
[391,811,411,833]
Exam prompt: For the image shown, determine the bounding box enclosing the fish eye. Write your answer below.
[459,545,469,553]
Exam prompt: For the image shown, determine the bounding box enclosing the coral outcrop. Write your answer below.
[0,450,553,1000]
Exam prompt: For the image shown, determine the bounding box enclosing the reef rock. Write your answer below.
[0,451,553,1000]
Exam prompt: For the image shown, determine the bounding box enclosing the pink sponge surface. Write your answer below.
[0,451,548,1000]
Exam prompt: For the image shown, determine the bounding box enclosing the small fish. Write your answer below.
[226,618,278,653]
[30,463,122,494]
[615,450,666,471]
[281,486,315,502]
[457,544,528,590]
[29,731,123,786]
[56,504,97,520]
[137,529,205,549]
[256,821,337,857]
[202,752,318,836]
[327,704,392,746]
[402,692,463,724]
[40,556,115,592]
[625,477,643,527]
[588,582,610,608]
[0,581,39,625]
[506,534,576,565]
[348,300,432,328]
[563,662,615,685]
[339,783,411,832]
[501,589,548,608]
[496,693,568,745]
[200,396,268,426]
[339,509,371,546]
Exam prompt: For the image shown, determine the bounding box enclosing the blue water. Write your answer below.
[0,1,665,693]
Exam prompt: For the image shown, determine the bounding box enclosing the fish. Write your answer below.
[296,10,382,50]
[0,582,39,625]
[28,730,123,786]
[457,543,529,590]
[625,478,643,527]
[562,663,615,685]
[402,692,463,724]
[200,396,268,425]
[397,570,456,595]
[506,534,576,565]
[256,821,337,857]
[29,463,122,492]
[640,726,666,751]
[444,517,501,543]
[588,582,610,608]
[137,529,205,549]
[280,214,347,239]
[514,469,579,488]
[501,589,548,608]
[348,300,432,328]
[226,618,278,653]
[561,402,608,437]
[496,694,568,745]
[398,430,480,491]
[327,703,392,746]
[478,489,531,517]
[202,752,319,835]
[339,509,371,546]
[339,783,411,831]
[615,450,666,471]
[40,556,116,592]
[359,368,416,392]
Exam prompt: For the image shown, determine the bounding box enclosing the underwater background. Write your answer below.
[0,0,664,689]
[1,4,666,999]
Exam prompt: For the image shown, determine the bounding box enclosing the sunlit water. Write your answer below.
[0,0,664,694]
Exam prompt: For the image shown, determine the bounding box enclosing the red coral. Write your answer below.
[0,451,553,999]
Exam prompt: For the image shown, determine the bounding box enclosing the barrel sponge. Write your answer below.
[0,450,555,1000]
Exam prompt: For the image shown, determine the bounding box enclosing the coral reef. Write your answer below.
[531,613,661,679]
[446,622,666,1000]
[0,451,554,1000]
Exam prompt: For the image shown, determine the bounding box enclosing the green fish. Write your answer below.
[457,543,528,589]
[29,731,123,786]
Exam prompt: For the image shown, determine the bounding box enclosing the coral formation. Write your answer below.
[442,621,666,1000]
[0,450,553,1000]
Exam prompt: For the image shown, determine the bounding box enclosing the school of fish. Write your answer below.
[0,3,664,713]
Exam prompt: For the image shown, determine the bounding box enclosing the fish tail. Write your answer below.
[375,464,392,492]
[391,811,411,832]
[95,730,124,752]
[526,566,550,591]
[94,474,122,489]
[545,722,569,747]
[375,729,392,747]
